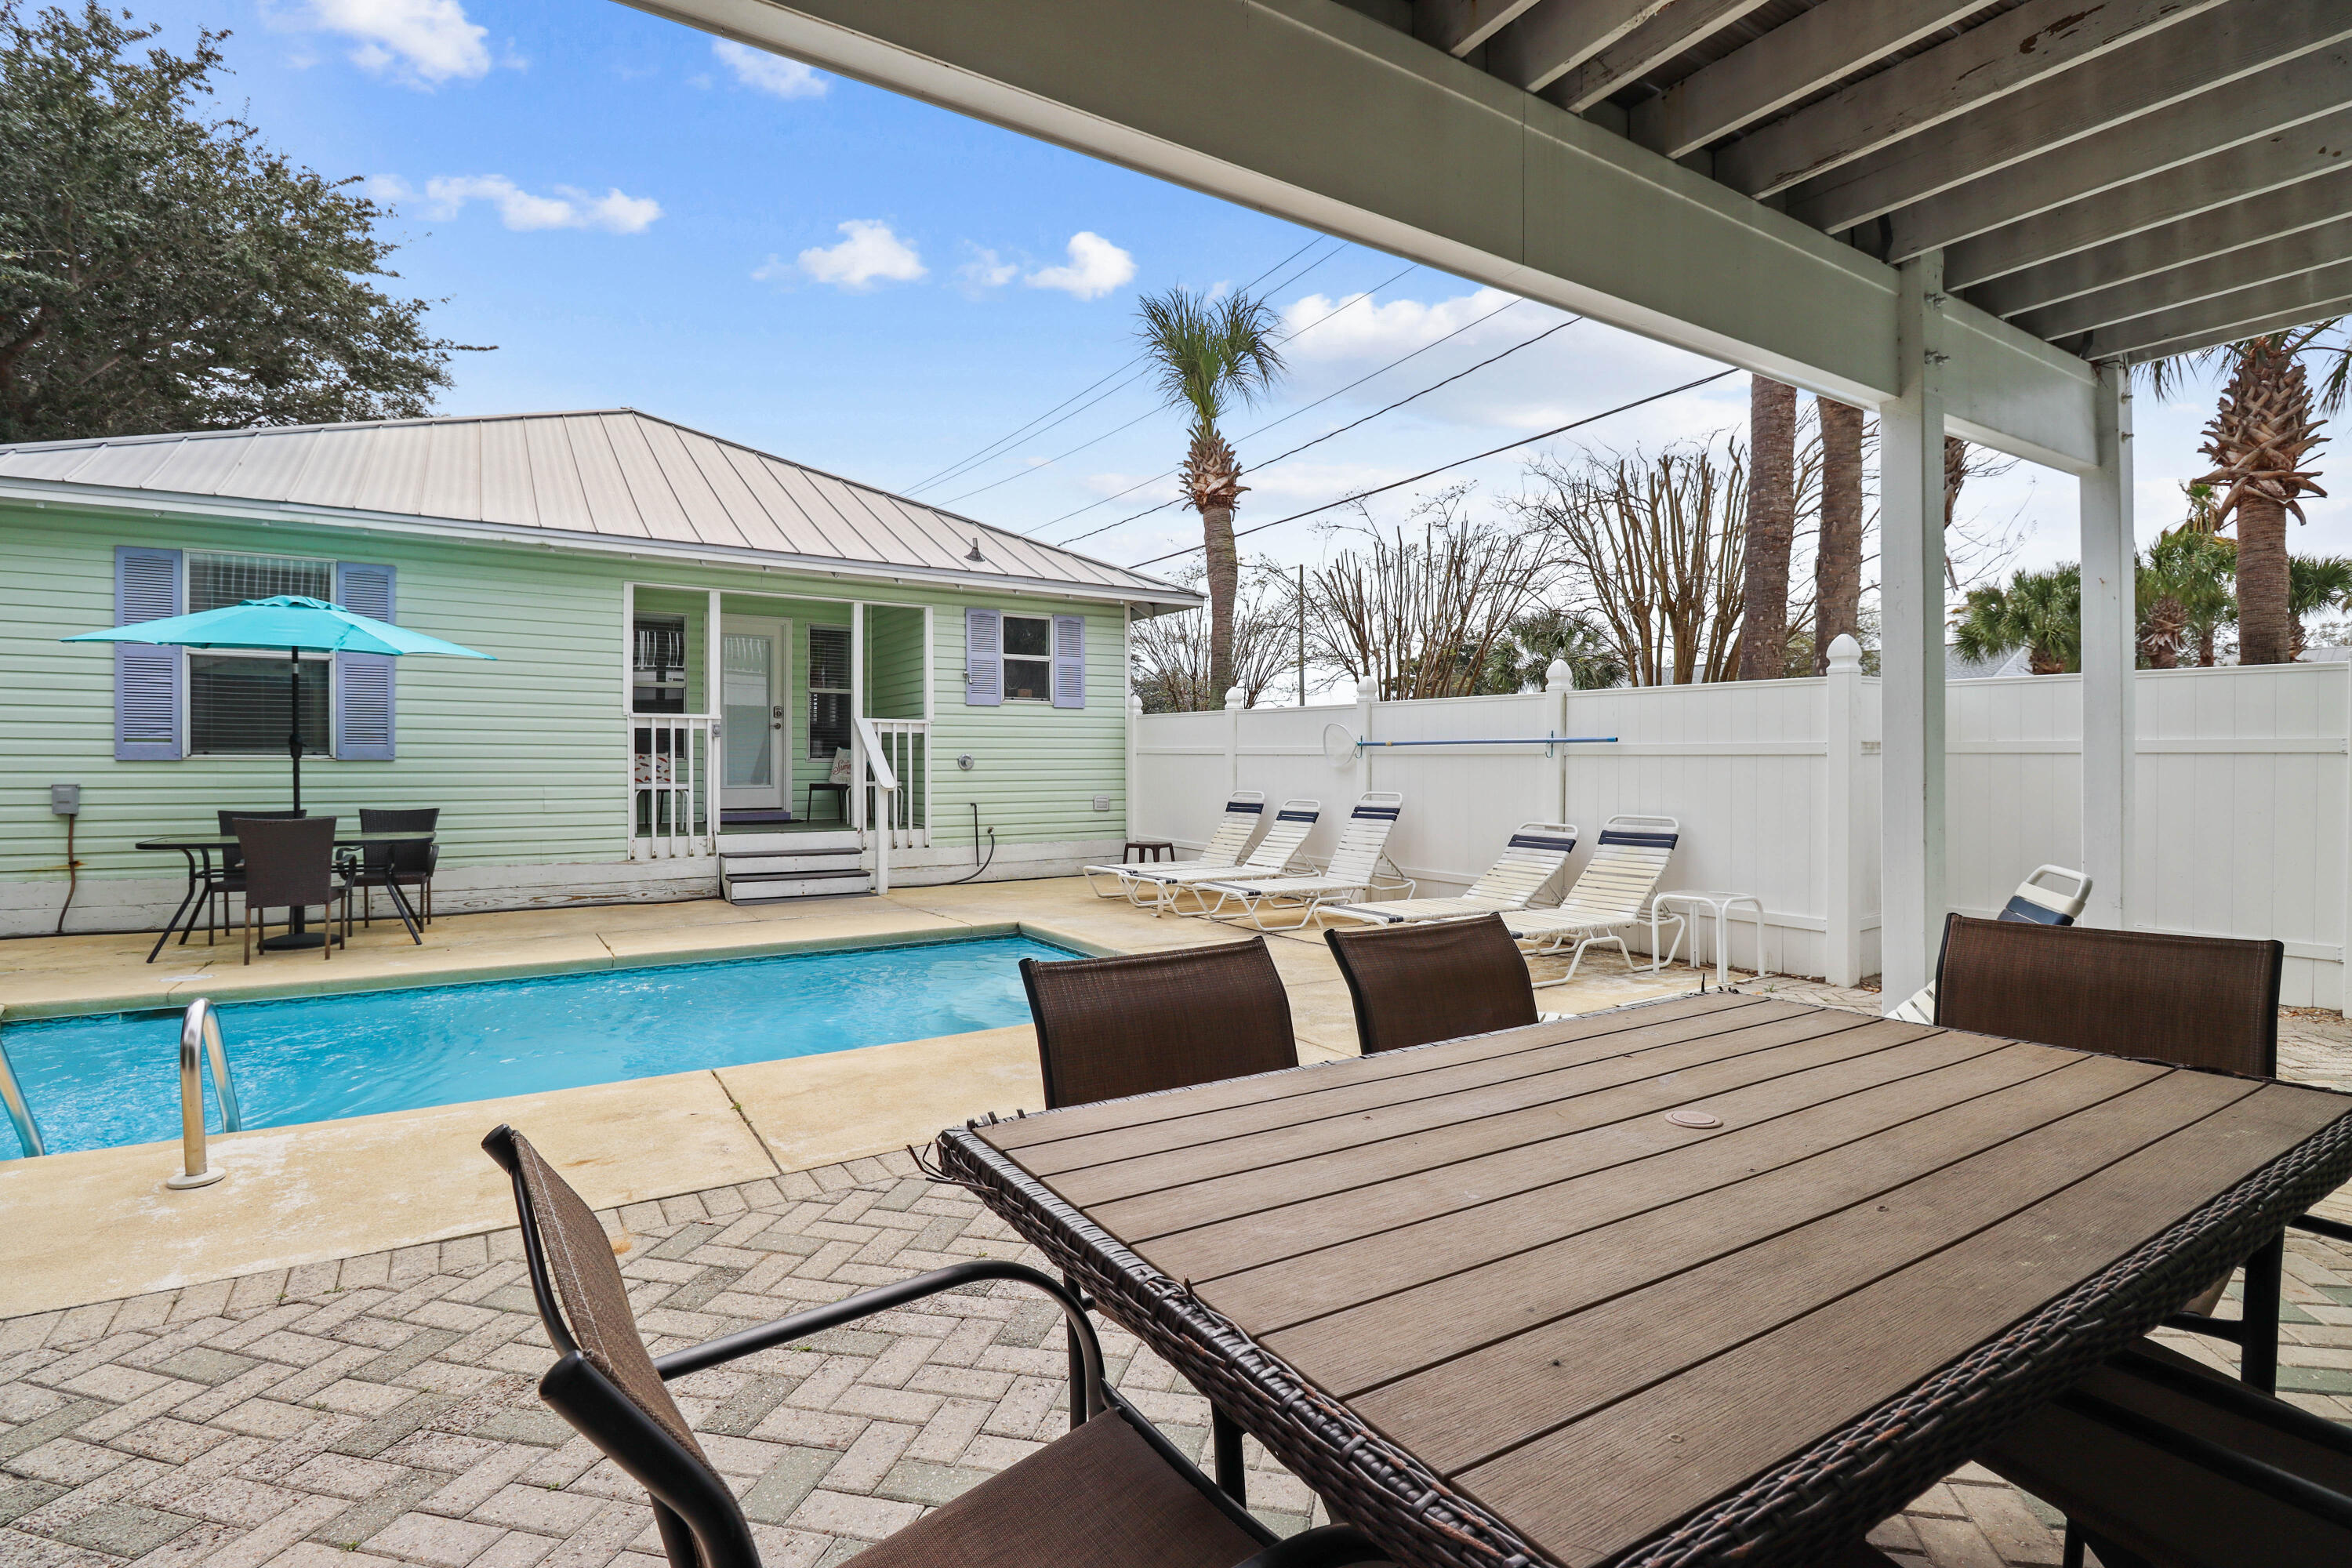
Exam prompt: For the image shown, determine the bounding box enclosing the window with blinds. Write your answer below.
[190,552,332,612]
[187,553,336,754]
[808,624,851,758]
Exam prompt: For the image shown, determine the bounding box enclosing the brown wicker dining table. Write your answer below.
[935,989,2352,1568]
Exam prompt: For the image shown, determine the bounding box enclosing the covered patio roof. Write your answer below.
[631,0,2347,1000]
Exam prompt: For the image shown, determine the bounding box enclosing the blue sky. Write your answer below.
[165,2,2347,594]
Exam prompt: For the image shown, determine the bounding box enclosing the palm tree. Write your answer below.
[1812,399,1865,673]
[1952,564,2081,674]
[2288,555,2352,660]
[1134,288,1287,699]
[2143,320,2339,666]
[1738,376,1797,679]
[2137,528,2234,668]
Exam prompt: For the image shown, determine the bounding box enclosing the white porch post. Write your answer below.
[705,588,721,852]
[850,601,866,833]
[1879,252,1950,1010]
[2078,364,2136,930]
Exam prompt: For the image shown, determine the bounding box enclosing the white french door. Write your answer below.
[720,615,790,811]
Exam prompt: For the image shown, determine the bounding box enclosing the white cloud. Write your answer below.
[422,176,662,234]
[299,0,490,85]
[797,220,925,289]
[713,39,828,99]
[1025,232,1135,300]
[958,246,1021,292]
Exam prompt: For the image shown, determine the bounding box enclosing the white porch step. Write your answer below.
[720,848,866,876]
[720,844,873,903]
[717,829,862,855]
[723,870,875,902]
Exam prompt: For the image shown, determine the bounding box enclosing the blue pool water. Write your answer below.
[0,935,1074,1160]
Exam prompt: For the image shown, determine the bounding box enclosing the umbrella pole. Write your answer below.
[289,650,303,813]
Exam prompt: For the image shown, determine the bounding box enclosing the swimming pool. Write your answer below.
[0,934,1076,1160]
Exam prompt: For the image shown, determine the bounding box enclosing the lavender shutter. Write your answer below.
[1051,615,1085,709]
[113,546,182,760]
[334,562,396,760]
[964,608,1002,706]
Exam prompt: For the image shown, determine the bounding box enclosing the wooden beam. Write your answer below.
[1486,0,1678,92]
[2015,218,2352,339]
[1633,0,1979,158]
[1783,1,2352,234]
[1718,0,2227,199]
[1968,168,2352,318]
[1414,0,1546,56]
[1938,100,2352,287]
[2083,259,2352,361]
[1546,0,1773,113]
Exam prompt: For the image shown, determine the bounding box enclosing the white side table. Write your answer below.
[1651,891,1771,987]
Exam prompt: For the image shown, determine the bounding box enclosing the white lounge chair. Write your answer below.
[1891,865,2092,1022]
[1197,792,1410,929]
[1123,799,1323,915]
[1082,792,1265,898]
[1321,822,1578,927]
[1504,815,1682,985]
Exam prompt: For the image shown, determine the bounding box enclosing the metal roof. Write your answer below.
[0,409,1199,609]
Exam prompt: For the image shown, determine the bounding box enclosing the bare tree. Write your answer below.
[1740,376,1798,679]
[1303,488,1555,700]
[1129,562,1294,711]
[1513,437,1749,685]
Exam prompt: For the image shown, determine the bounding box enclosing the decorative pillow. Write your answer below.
[829,748,854,785]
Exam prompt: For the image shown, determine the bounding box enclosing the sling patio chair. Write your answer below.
[482,1126,1386,1568]
[1890,864,2092,1022]
[1932,913,2352,1393]
[1196,792,1410,929]
[1324,913,1542,1054]
[1974,1337,2352,1568]
[1121,800,1323,916]
[1501,815,1682,985]
[1083,791,1266,898]
[1321,822,1578,927]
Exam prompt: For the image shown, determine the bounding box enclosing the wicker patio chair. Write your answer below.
[482,1126,1385,1568]
[196,808,305,944]
[232,815,348,964]
[1975,1337,2352,1568]
[1324,914,1538,1055]
[1021,938,1299,1111]
[352,807,439,927]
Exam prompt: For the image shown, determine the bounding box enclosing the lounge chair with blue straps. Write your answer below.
[1196,793,1410,929]
[1122,800,1323,915]
[1504,815,1682,985]
[1321,822,1577,927]
[1082,792,1265,898]
[1890,864,2092,1022]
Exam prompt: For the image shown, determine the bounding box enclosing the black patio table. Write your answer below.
[136,829,434,962]
[935,990,2352,1568]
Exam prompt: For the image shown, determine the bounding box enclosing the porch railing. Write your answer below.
[855,718,928,851]
[630,716,717,859]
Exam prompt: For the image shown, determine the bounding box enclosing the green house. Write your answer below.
[0,411,1197,934]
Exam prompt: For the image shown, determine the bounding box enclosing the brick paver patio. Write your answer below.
[5,996,2351,1568]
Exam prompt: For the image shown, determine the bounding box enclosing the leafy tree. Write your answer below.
[1952,564,2081,675]
[1134,287,1285,701]
[2289,555,2352,660]
[1483,605,1625,692]
[0,2,471,442]
[2136,528,2234,669]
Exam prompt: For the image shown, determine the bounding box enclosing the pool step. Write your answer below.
[720,846,872,903]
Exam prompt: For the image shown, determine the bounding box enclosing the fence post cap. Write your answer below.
[1224,686,1247,710]
[1355,677,1380,702]
[1544,658,1574,691]
[1825,633,1864,672]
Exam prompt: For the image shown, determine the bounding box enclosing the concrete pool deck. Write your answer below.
[0,877,1702,1317]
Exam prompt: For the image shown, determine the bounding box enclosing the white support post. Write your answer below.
[1123,605,1137,842]
[622,582,637,857]
[704,589,721,854]
[2078,363,2136,931]
[850,601,866,833]
[1820,635,1867,988]
[923,604,935,845]
[1879,252,1950,1011]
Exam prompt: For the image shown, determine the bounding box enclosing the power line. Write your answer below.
[1053,308,1579,549]
[1033,294,1527,537]
[1123,367,1739,569]
[938,256,1417,508]
[904,235,1343,496]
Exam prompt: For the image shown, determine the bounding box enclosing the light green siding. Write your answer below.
[1,503,1132,895]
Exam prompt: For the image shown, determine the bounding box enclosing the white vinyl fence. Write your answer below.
[1130,658,2349,1008]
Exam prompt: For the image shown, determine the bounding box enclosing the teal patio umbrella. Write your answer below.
[64,596,495,810]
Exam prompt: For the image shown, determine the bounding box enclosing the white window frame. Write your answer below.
[807,623,853,758]
[183,549,339,757]
[1000,612,1054,703]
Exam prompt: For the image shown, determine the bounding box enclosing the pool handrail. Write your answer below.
[0,1013,45,1158]
[165,997,241,1190]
